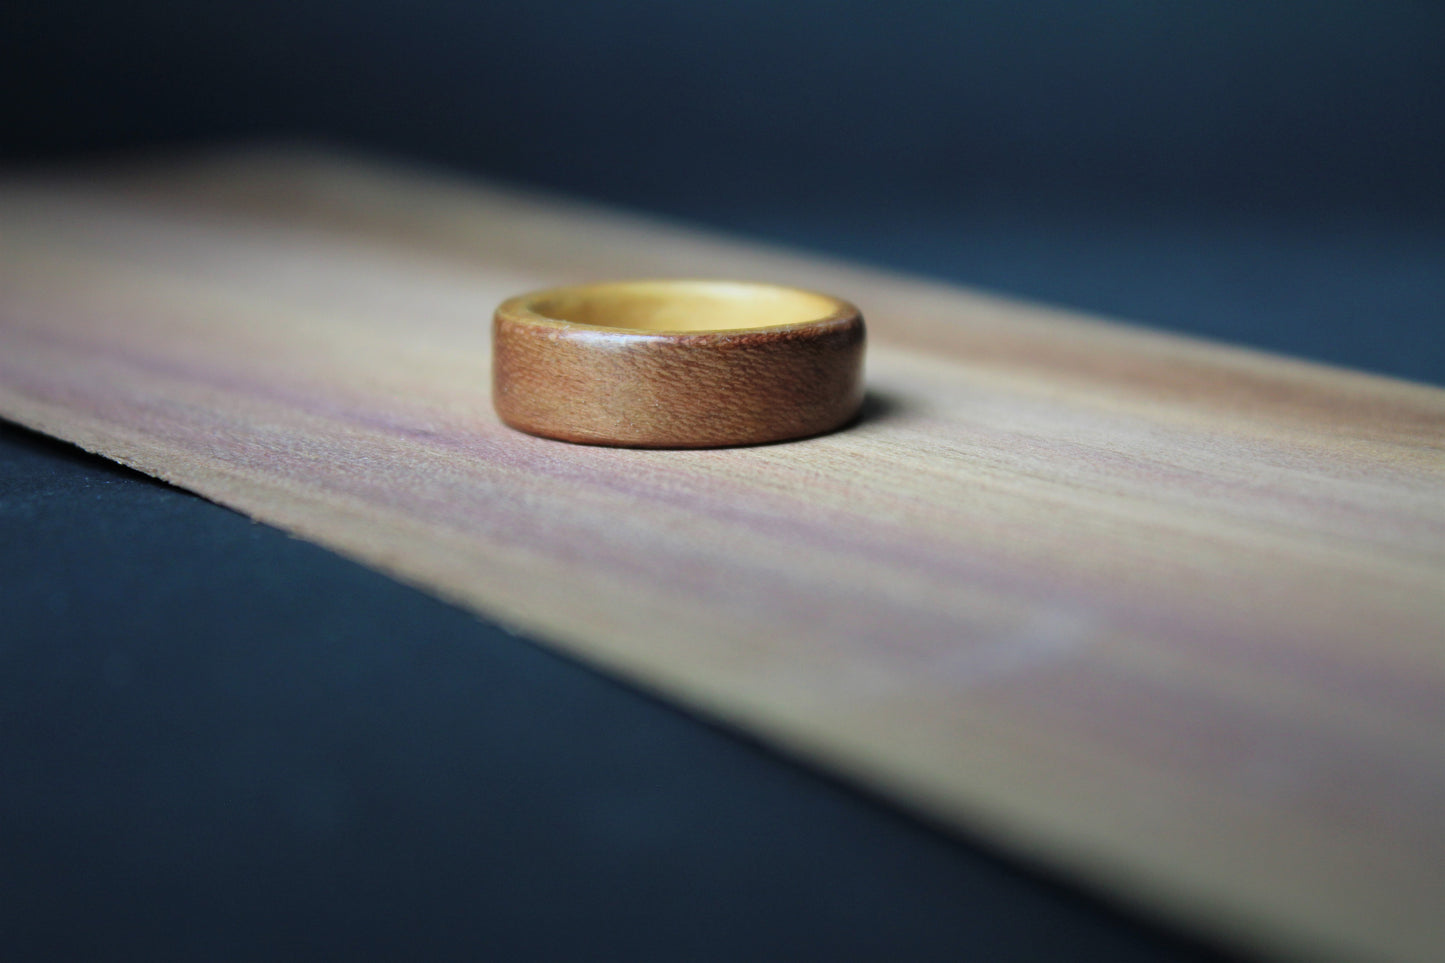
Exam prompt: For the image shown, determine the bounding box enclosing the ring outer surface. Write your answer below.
[492,281,866,448]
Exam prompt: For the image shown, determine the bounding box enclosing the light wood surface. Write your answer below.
[1,149,1442,962]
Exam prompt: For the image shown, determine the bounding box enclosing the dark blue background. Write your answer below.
[2,2,1441,959]
[4,0,1442,382]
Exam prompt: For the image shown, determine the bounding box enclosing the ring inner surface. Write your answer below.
[530,281,838,332]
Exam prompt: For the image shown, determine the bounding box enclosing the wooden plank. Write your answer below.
[1,149,1442,961]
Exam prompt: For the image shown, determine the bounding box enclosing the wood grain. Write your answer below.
[493,280,865,447]
[1,149,1442,962]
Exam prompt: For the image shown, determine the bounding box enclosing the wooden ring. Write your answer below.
[493,280,866,447]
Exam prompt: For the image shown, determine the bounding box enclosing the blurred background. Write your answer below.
[2,3,1442,961]
[3,0,1442,381]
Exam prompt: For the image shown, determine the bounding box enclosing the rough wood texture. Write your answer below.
[493,280,865,447]
[1,150,1442,962]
